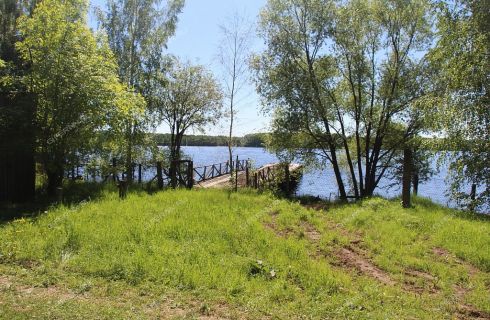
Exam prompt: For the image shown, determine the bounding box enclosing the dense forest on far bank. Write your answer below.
[153,132,268,147]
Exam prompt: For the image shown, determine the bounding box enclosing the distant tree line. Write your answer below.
[153,133,268,148]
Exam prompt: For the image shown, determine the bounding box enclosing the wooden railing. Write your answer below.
[193,159,249,183]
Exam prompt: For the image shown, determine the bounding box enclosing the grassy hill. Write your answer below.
[0,188,489,319]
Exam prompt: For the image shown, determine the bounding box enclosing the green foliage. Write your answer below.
[152,132,267,147]
[253,0,433,199]
[424,0,489,209]
[153,58,223,165]
[97,0,185,180]
[15,0,145,194]
[0,189,488,318]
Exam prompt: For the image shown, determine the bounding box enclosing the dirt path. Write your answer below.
[264,208,490,319]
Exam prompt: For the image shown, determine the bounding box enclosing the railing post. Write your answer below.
[245,161,250,187]
[187,161,194,189]
[156,161,163,190]
[203,166,207,181]
[235,155,239,191]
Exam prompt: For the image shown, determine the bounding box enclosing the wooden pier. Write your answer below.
[197,162,303,189]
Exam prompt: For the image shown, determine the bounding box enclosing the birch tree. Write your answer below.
[98,0,184,181]
[217,13,253,173]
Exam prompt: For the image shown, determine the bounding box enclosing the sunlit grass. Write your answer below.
[0,188,488,319]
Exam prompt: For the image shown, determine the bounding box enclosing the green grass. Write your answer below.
[0,188,489,319]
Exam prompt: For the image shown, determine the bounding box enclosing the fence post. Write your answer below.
[187,161,194,189]
[112,158,117,182]
[156,161,163,190]
[254,172,258,189]
[138,164,142,184]
[56,187,63,204]
[118,180,128,199]
[235,155,239,191]
[245,161,250,187]
[402,149,412,208]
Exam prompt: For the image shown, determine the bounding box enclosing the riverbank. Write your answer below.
[0,188,489,319]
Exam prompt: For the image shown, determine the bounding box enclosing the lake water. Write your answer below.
[179,146,456,207]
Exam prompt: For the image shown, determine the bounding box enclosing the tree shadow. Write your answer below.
[0,181,114,223]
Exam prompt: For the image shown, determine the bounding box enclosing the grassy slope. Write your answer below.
[0,189,489,319]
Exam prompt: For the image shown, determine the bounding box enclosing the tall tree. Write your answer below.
[217,13,253,174]
[16,0,144,195]
[98,0,184,181]
[153,58,223,187]
[253,0,432,200]
[426,0,489,209]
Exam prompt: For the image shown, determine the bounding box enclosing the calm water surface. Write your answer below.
[180,146,456,208]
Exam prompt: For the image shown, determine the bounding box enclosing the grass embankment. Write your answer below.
[0,188,489,319]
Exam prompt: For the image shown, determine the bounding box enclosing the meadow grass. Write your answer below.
[0,188,488,319]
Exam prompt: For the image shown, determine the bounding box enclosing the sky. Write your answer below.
[89,0,269,137]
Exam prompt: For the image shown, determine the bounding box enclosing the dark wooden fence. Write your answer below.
[0,93,36,203]
[0,148,35,202]
[66,158,250,190]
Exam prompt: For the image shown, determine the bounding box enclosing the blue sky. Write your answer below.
[90,0,269,136]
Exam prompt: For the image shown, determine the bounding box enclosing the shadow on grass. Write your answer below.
[0,181,159,223]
